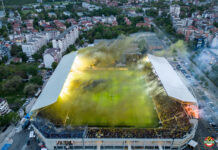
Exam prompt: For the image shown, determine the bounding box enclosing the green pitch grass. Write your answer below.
[40,69,159,128]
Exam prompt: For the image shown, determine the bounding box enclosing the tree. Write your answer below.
[2,76,23,94]
[0,56,8,64]
[52,62,58,70]
[95,32,102,39]
[27,66,38,76]
[64,44,77,55]
[146,9,158,17]
[0,112,20,127]
[117,15,125,25]
[30,75,43,85]
[18,52,28,62]
[214,22,218,28]
[11,44,22,56]
[0,66,10,81]
[24,84,39,96]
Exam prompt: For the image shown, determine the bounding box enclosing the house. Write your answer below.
[36,9,42,13]
[63,11,71,17]
[12,57,22,63]
[124,17,132,25]
[0,45,10,60]
[44,4,52,10]
[48,12,57,18]
[0,98,10,116]
[54,20,66,31]
[0,11,5,18]
[9,11,15,18]
[82,2,101,11]
[43,48,61,68]
[136,22,151,28]
[37,0,43,3]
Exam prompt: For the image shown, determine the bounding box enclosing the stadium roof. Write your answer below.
[31,52,77,111]
[148,54,197,104]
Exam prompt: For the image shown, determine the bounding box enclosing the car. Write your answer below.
[27,140,30,145]
[208,102,214,107]
[181,69,187,74]
[209,122,216,127]
[201,95,210,102]
[176,64,181,69]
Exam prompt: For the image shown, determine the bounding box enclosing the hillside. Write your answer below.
[3,0,36,5]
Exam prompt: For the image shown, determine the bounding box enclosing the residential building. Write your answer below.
[44,4,52,10]
[0,11,5,18]
[63,11,71,17]
[0,98,10,116]
[22,34,47,56]
[48,12,57,18]
[54,20,66,31]
[0,44,10,60]
[52,25,79,53]
[43,48,61,68]
[22,31,59,57]
[170,5,180,17]
[82,2,101,11]
[37,0,43,3]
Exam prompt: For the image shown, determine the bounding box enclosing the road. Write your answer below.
[193,119,217,150]
[9,128,40,150]
[0,125,15,148]
[169,57,218,150]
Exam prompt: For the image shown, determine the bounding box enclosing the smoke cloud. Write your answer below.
[38,35,162,128]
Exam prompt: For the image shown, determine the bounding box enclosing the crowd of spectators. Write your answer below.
[32,118,85,139]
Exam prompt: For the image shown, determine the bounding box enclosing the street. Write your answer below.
[8,128,40,150]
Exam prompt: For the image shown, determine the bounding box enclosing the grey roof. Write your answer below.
[0,98,6,103]
[31,52,77,111]
[148,54,197,104]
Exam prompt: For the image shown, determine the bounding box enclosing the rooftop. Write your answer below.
[148,54,197,104]
[31,52,77,111]
[54,25,77,40]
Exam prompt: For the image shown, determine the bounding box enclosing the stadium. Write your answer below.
[31,37,198,150]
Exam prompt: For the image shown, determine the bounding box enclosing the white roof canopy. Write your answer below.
[148,54,197,104]
[31,52,77,112]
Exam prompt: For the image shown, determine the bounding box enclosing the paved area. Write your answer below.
[193,119,217,150]
[0,125,15,149]
[8,127,40,150]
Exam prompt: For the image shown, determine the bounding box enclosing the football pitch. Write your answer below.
[41,69,159,128]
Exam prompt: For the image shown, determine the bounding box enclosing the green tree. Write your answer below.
[24,84,39,96]
[52,62,58,70]
[0,112,19,127]
[2,76,23,94]
[214,22,218,28]
[146,9,158,17]
[0,66,10,81]
[30,75,43,85]
[11,44,22,56]
[18,52,28,62]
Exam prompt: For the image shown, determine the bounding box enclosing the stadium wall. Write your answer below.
[32,119,198,150]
